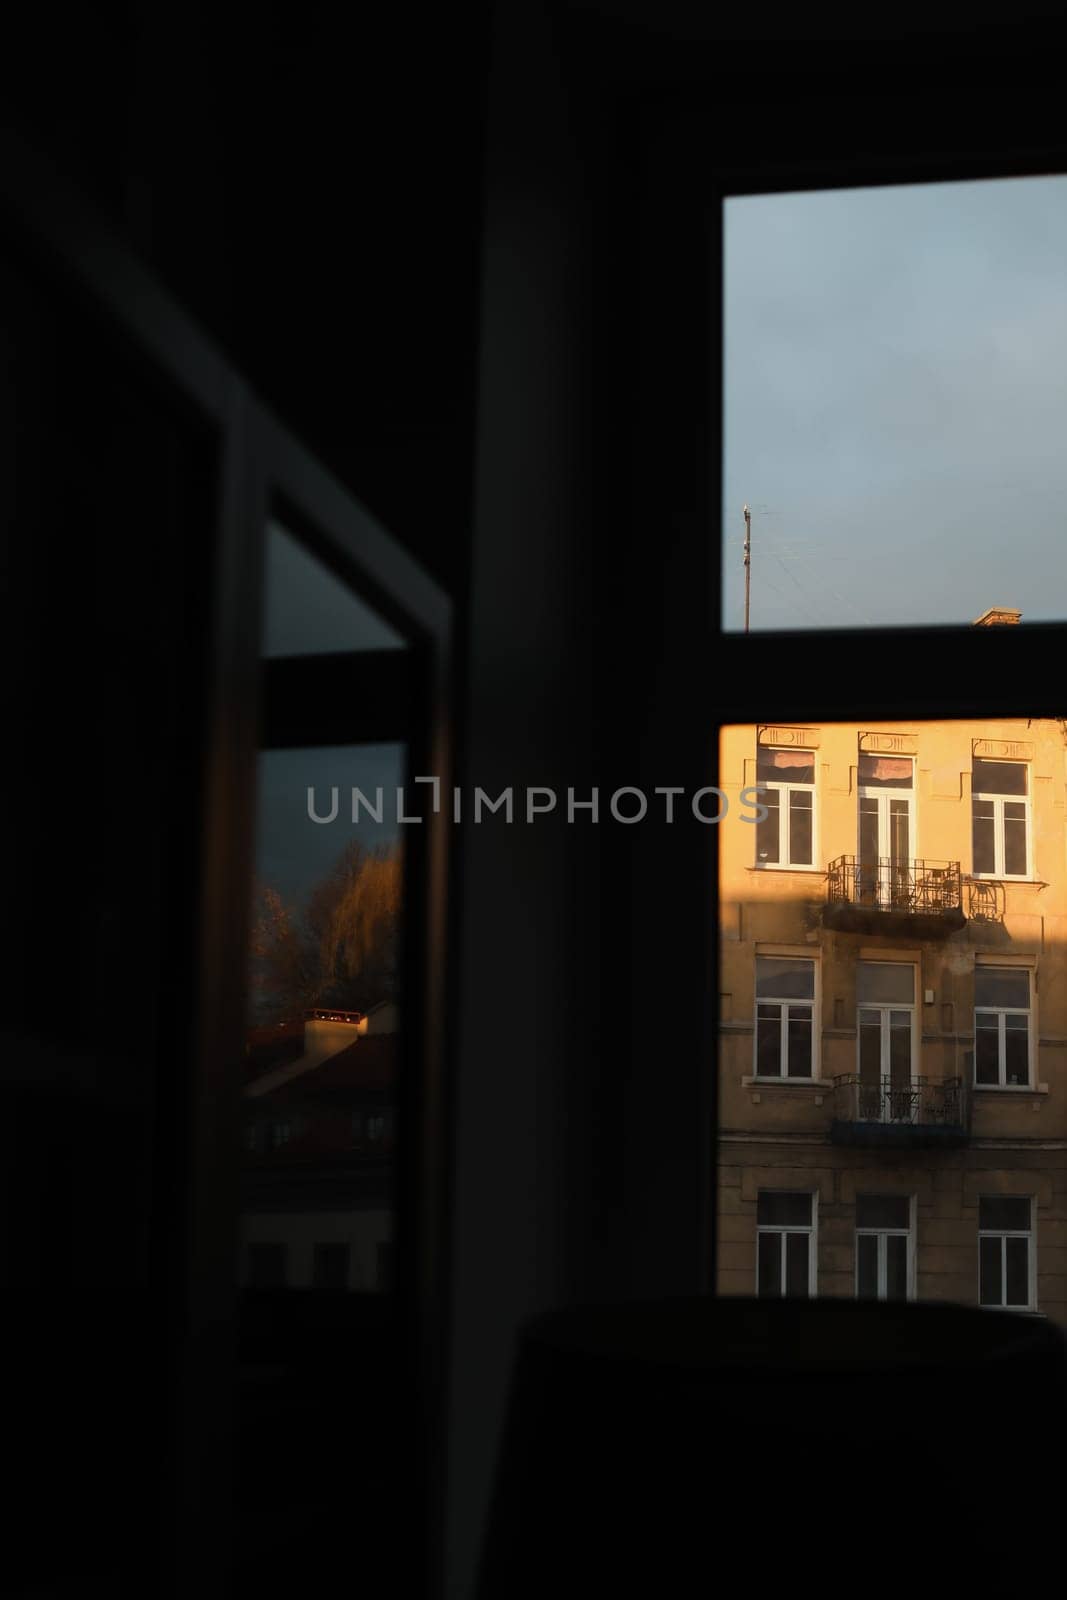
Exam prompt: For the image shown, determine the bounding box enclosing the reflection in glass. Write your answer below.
[243,746,404,1294]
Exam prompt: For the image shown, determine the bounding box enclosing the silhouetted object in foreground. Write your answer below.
[478,1298,1067,1596]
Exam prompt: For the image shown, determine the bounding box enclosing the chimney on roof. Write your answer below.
[972,606,1022,626]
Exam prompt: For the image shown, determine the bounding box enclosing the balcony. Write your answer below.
[824,856,965,936]
[830,1075,969,1147]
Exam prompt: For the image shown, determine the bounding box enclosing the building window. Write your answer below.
[972,757,1030,878]
[247,1242,287,1288]
[756,1191,815,1298]
[974,967,1032,1087]
[978,1197,1034,1310]
[855,1195,912,1301]
[755,956,816,1078]
[857,753,914,908]
[312,1241,350,1289]
[856,961,915,1120]
[756,746,815,867]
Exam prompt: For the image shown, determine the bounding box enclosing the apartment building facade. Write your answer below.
[718,717,1067,1325]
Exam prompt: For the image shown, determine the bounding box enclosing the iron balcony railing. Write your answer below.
[832,1074,967,1130]
[826,856,963,919]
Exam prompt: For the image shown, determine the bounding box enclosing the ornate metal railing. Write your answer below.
[832,1074,967,1130]
[826,857,963,919]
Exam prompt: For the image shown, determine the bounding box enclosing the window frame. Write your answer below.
[857,753,916,908]
[755,1190,818,1298]
[978,1196,1036,1311]
[855,960,918,1120]
[754,744,818,871]
[753,954,819,1080]
[973,964,1034,1089]
[971,759,1033,881]
[854,1194,915,1302]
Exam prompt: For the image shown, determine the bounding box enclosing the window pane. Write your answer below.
[757,1192,812,1228]
[788,790,814,864]
[856,1233,878,1298]
[974,1019,1000,1086]
[757,1231,782,1298]
[856,1196,910,1231]
[1004,805,1028,875]
[889,799,910,863]
[885,1235,909,1301]
[757,747,814,784]
[757,1007,783,1077]
[973,758,1028,797]
[975,968,1030,1008]
[857,962,914,1004]
[787,1008,813,1077]
[979,1197,1030,1232]
[1005,1237,1029,1307]
[859,754,913,788]
[785,1232,810,1298]
[757,789,780,864]
[973,800,996,874]
[888,1019,912,1103]
[756,957,815,999]
[723,180,1067,632]
[859,1019,882,1107]
[1004,1019,1029,1087]
[979,1236,1003,1307]
[263,520,406,655]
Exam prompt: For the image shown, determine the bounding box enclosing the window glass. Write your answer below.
[756,957,815,999]
[723,177,1067,631]
[757,1192,812,1229]
[972,758,1028,796]
[979,1197,1030,1232]
[856,963,914,1005]
[720,717,1056,1320]
[975,968,1030,1008]
[757,747,815,783]
[263,520,405,655]
[859,754,913,788]
[856,1195,909,1231]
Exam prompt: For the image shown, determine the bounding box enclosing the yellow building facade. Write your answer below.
[718,717,1067,1325]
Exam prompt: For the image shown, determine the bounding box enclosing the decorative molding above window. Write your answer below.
[973,738,1034,761]
[758,725,820,748]
[858,731,918,755]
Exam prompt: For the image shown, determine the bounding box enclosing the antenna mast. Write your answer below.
[743,504,751,633]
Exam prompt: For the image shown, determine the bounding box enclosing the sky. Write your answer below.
[256,521,405,911]
[722,174,1067,631]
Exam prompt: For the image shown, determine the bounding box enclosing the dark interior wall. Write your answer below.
[2,2,490,599]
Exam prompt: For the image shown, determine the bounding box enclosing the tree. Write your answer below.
[250,841,402,1022]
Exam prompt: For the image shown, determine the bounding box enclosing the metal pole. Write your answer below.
[743,504,751,633]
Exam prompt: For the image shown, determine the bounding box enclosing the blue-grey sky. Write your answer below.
[255,744,404,910]
[723,175,1067,631]
[257,522,404,910]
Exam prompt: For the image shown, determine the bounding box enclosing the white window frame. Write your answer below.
[756,1190,817,1298]
[755,747,818,870]
[971,761,1032,880]
[857,754,916,909]
[973,965,1033,1089]
[753,955,819,1080]
[854,1194,915,1301]
[855,960,918,1121]
[978,1196,1035,1311]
